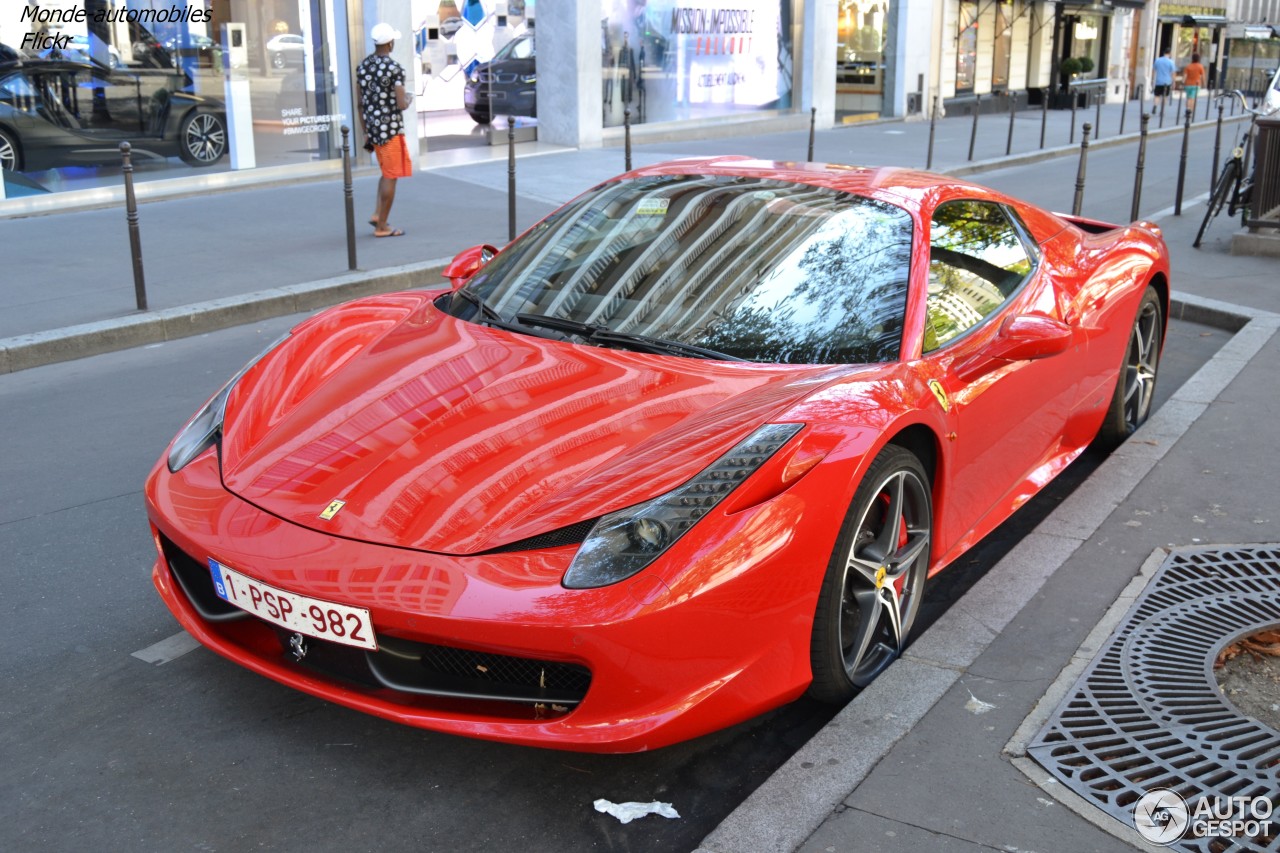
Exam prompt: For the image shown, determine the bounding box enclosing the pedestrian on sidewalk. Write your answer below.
[1182,53,1206,115]
[1153,48,1175,112]
[357,22,413,239]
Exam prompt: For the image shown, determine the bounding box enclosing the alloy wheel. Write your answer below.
[838,466,931,686]
[183,114,226,164]
[1123,299,1160,431]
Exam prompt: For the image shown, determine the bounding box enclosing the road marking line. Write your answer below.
[132,630,201,665]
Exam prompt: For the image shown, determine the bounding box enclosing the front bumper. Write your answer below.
[145,452,823,752]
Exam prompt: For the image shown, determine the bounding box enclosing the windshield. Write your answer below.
[452,174,913,364]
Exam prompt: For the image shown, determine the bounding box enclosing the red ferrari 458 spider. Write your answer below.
[146,158,1169,752]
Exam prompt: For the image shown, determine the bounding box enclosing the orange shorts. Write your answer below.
[374,135,412,179]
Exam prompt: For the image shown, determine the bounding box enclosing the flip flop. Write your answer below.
[375,228,405,238]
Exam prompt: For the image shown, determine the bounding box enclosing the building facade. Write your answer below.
[2,0,1278,208]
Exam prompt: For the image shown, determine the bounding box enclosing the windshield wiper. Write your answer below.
[515,313,744,361]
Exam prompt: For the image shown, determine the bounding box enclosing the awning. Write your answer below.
[1179,14,1230,26]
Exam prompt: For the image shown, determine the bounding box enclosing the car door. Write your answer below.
[29,65,146,155]
[918,198,1086,548]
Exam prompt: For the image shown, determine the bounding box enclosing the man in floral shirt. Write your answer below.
[357,22,413,237]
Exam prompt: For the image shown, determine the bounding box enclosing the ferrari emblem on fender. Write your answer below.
[319,499,346,520]
[287,633,309,662]
[928,379,951,413]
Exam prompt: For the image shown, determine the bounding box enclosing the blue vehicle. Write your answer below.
[463,32,535,124]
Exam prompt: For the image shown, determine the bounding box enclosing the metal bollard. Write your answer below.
[1072,122,1091,216]
[1006,91,1016,155]
[119,142,147,311]
[1070,87,1078,144]
[1040,91,1048,149]
[1212,100,1224,191]
[807,106,816,161]
[967,94,981,161]
[340,126,356,271]
[1159,92,1166,128]
[1094,91,1103,139]
[1120,91,1128,135]
[1174,108,1192,215]
[1130,113,1149,222]
[927,96,938,169]
[624,106,632,171]
[1175,90,1184,123]
[507,119,516,241]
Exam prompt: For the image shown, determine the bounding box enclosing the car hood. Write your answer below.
[219,292,845,555]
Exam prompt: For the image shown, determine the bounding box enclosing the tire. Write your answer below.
[271,52,285,70]
[178,111,227,166]
[808,445,932,704]
[467,108,492,125]
[1097,285,1162,447]
[0,127,21,172]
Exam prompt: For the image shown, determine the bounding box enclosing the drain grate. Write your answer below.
[1027,545,1280,853]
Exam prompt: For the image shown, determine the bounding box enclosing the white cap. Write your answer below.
[370,22,400,45]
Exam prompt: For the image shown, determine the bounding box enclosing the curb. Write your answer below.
[0,259,450,375]
[940,113,1250,179]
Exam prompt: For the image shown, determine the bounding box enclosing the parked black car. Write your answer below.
[463,32,535,124]
[0,60,227,171]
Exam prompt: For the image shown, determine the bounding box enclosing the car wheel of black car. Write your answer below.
[178,111,227,166]
[467,108,491,125]
[1098,284,1162,447]
[0,128,21,172]
[808,445,932,703]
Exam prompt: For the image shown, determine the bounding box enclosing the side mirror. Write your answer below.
[442,244,498,287]
[953,314,1072,382]
[988,313,1073,362]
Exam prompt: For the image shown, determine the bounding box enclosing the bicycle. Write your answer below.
[1193,88,1275,247]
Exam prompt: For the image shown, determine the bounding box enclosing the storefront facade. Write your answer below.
[0,0,357,201]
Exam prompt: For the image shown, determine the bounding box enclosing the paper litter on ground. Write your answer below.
[593,798,680,824]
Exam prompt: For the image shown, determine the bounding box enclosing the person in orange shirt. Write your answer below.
[1182,53,1206,115]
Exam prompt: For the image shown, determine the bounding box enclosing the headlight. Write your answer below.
[562,423,804,589]
[520,73,536,84]
[468,67,480,83]
[166,333,288,473]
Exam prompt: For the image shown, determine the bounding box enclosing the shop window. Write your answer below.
[601,0,795,129]
[993,0,1014,90]
[956,0,978,94]
[835,0,889,118]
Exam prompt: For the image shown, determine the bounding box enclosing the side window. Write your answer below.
[923,200,1035,352]
[0,73,39,116]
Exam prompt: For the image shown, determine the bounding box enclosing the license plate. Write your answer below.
[209,559,377,651]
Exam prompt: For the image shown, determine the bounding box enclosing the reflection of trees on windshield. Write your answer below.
[467,174,913,365]
[923,201,1034,352]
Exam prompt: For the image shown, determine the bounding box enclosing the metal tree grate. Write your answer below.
[1027,545,1280,853]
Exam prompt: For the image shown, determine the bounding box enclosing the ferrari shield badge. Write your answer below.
[319,499,346,520]
[928,379,951,413]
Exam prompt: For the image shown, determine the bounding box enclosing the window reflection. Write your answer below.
[465,175,914,365]
[924,201,1034,351]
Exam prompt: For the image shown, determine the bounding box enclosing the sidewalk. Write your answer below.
[3,98,1278,852]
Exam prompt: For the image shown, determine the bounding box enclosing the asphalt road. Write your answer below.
[0,302,1224,852]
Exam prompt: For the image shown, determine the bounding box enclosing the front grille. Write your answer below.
[368,635,591,705]
[161,536,591,712]
[160,534,245,622]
